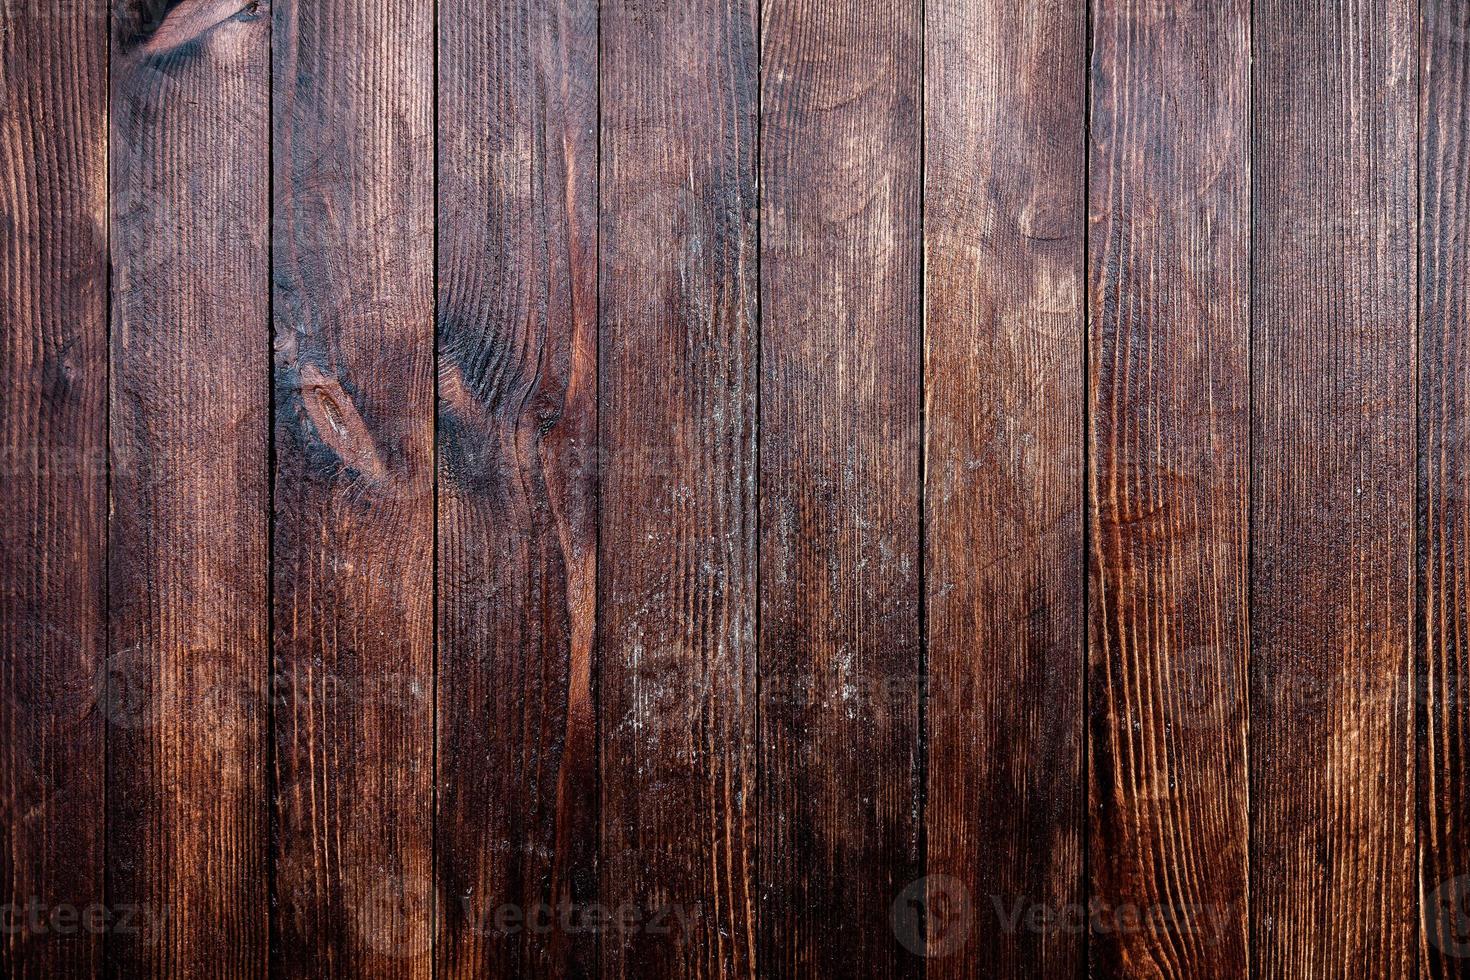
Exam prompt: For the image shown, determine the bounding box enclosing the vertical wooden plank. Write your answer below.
[924,0,1084,975]
[1252,0,1417,975]
[1421,2,1470,974]
[1089,0,1251,975]
[600,1,759,976]
[436,0,598,977]
[108,0,271,975]
[760,0,921,974]
[272,0,434,974]
[0,1,107,975]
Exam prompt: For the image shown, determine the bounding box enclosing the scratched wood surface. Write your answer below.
[760,0,923,976]
[270,0,435,976]
[600,0,759,977]
[435,1,598,978]
[0,1,1464,977]
[1421,2,1470,977]
[108,1,271,977]
[0,1,107,976]
[924,0,1084,976]
[1251,1,1417,977]
[1088,0,1251,976]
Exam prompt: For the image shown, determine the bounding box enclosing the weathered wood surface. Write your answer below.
[1,0,108,975]
[601,0,760,978]
[272,0,435,975]
[761,0,923,975]
[436,0,598,977]
[1,5,1463,977]
[108,1,271,976]
[1252,0,1417,976]
[1089,0,1251,976]
[1421,2,1470,975]
[925,0,1084,975]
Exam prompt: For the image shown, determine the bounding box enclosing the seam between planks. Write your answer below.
[917,0,929,961]
[266,0,278,973]
[1082,0,1093,974]
[430,0,440,971]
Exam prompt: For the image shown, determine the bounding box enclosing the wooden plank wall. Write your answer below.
[7,0,1470,977]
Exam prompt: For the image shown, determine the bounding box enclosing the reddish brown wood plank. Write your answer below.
[1251,0,1417,975]
[0,1,108,975]
[107,0,271,975]
[1421,2,1470,974]
[760,0,922,974]
[1088,1,1252,975]
[924,0,1085,974]
[599,1,759,976]
[271,0,434,974]
[436,0,598,977]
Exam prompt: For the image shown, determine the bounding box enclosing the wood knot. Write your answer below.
[298,363,388,481]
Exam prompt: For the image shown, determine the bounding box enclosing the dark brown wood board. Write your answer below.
[600,1,759,977]
[760,0,923,975]
[271,0,435,975]
[1421,2,1470,975]
[108,0,271,975]
[1251,0,1418,976]
[1,1,107,975]
[1089,0,1252,975]
[924,0,1085,976]
[436,0,598,977]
